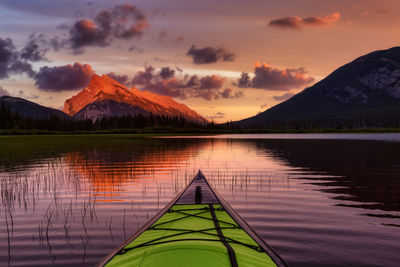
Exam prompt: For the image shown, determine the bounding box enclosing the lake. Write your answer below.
[0,134,399,266]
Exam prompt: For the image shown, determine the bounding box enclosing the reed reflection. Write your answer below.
[0,136,210,266]
[0,135,399,266]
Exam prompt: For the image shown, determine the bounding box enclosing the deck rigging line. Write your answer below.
[117,206,263,257]
[209,204,238,267]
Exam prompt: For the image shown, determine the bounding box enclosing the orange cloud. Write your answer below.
[302,12,340,26]
[269,12,340,29]
[238,62,314,90]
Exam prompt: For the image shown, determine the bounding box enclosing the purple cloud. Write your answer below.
[187,45,236,64]
[68,4,149,53]
[238,61,314,90]
[131,65,242,100]
[0,37,35,79]
[35,62,94,91]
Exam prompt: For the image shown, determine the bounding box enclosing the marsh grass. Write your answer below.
[0,135,294,266]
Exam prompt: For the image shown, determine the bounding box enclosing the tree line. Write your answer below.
[0,103,221,132]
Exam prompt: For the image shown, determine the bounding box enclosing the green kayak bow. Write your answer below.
[98,171,287,267]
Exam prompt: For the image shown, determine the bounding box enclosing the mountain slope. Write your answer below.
[238,46,400,128]
[74,99,149,120]
[63,74,207,123]
[0,96,70,119]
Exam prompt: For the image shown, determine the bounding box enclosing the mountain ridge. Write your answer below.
[63,74,207,123]
[237,46,400,128]
[0,96,70,119]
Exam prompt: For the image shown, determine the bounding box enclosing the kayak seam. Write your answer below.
[209,204,238,267]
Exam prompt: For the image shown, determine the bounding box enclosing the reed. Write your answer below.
[0,144,294,266]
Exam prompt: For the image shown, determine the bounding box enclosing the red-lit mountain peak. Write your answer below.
[63,74,207,123]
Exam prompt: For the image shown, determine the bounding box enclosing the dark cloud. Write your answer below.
[107,72,129,86]
[187,45,236,64]
[132,65,154,86]
[273,92,295,101]
[159,67,175,80]
[0,86,10,96]
[34,62,94,91]
[47,36,67,52]
[68,3,149,53]
[219,88,243,99]
[1,34,62,80]
[260,103,269,110]
[238,72,251,87]
[8,61,35,78]
[269,12,340,29]
[238,61,314,90]
[0,38,16,78]
[69,19,109,52]
[0,37,35,79]
[132,65,242,100]
[20,34,49,62]
[111,4,148,39]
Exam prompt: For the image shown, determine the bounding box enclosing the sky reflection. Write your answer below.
[0,135,399,266]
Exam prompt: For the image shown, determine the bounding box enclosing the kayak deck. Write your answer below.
[100,171,286,267]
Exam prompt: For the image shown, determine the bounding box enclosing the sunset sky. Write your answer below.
[1,0,400,122]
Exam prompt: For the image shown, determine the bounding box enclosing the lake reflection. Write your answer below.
[0,134,399,266]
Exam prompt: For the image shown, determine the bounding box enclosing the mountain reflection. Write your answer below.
[2,136,399,212]
[250,139,400,212]
[1,135,400,266]
[0,136,211,206]
[64,139,207,193]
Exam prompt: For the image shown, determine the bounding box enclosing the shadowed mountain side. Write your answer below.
[73,99,150,120]
[237,47,400,128]
[250,138,400,211]
[0,96,70,119]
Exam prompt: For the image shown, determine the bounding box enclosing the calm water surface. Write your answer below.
[0,134,399,266]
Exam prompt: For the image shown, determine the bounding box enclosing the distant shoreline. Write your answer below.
[2,127,400,135]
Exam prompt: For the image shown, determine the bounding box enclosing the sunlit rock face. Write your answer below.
[63,74,207,123]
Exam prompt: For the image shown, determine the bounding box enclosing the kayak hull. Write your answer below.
[98,171,287,267]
